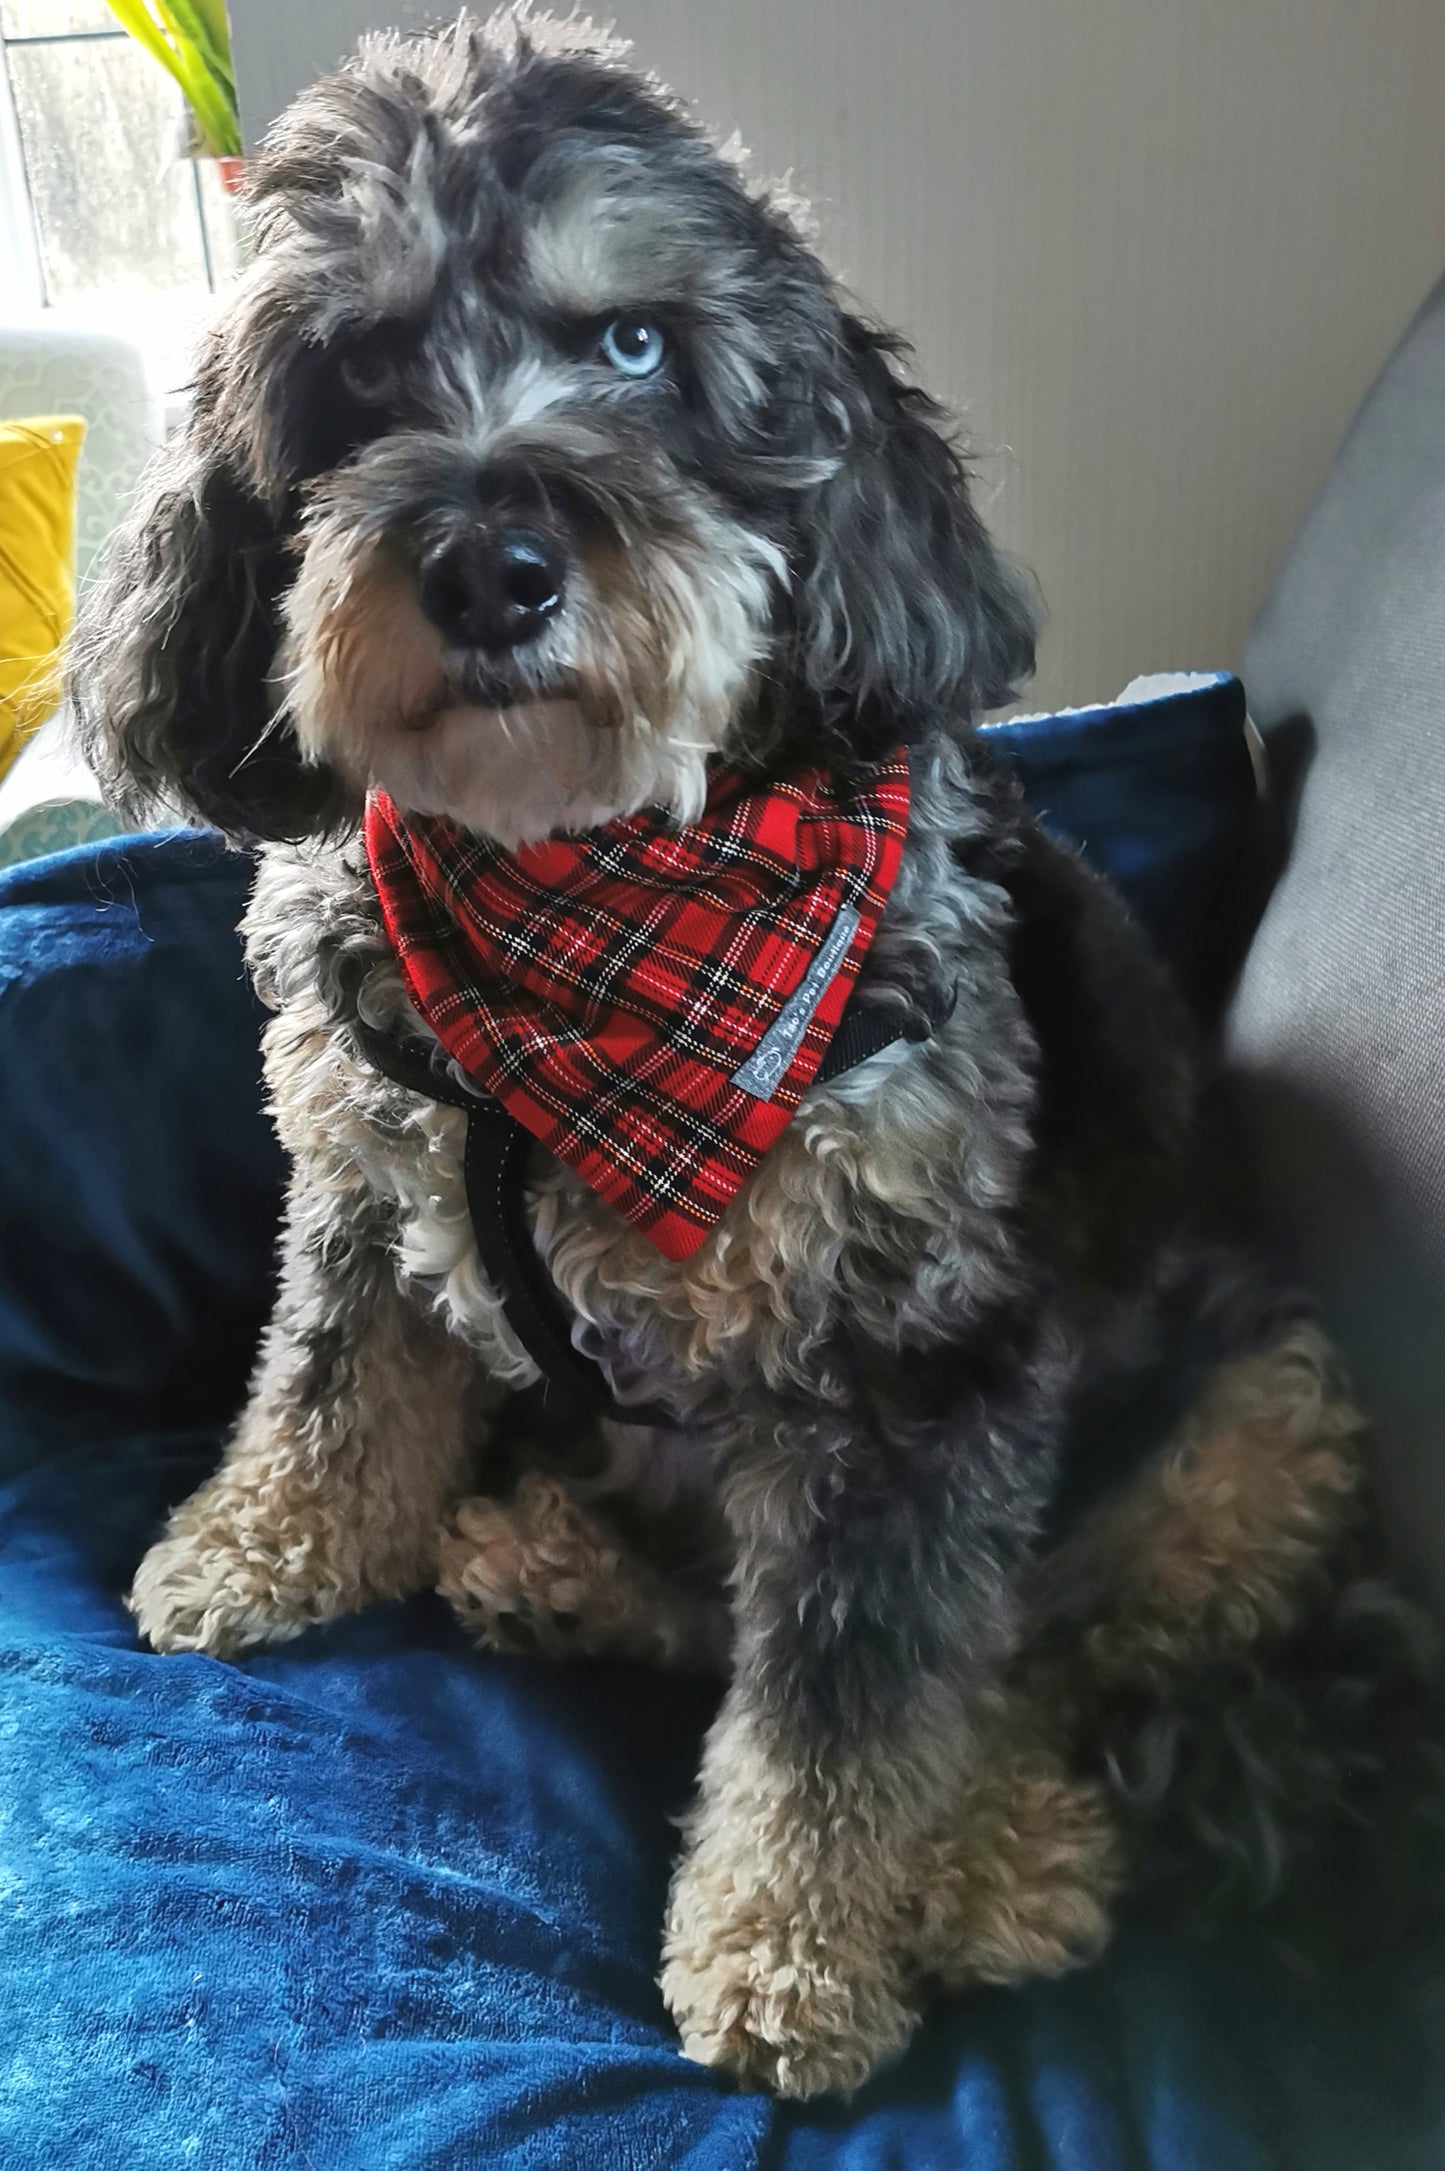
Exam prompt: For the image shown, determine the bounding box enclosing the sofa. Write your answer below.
[1,276,1442,2168]
[1227,270,1445,1617]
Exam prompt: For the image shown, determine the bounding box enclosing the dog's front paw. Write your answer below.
[662,1842,915,2098]
[912,1746,1122,1988]
[129,1531,325,1658]
[439,1473,690,1662]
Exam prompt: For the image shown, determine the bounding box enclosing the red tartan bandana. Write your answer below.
[363,754,910,1260]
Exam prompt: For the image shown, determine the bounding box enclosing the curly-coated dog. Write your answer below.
[74,9,1429,2099]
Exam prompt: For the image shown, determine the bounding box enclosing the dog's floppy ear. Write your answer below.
[784,314,1038,755]
[72,424,342,845]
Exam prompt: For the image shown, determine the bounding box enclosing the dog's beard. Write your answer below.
[362,686,708,848]
[275,487,783,851]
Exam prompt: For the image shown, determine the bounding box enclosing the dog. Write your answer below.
[73,9,1427,2099]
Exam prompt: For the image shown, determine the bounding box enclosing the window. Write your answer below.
[0,1,238,391]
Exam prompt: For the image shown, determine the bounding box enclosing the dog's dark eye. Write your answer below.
[338,350,399,404]
[598,316,667,379]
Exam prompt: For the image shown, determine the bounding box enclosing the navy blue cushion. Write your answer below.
[4,682,1441,2170]
[983,671,1258,1016]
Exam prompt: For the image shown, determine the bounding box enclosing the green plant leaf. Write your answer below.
[104,0,182,82]
[161,0,237,98]
[104,0,241,157]
[144,0,240,150]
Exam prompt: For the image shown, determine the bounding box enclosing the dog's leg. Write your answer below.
[438,1471,730,1669]
[1025,1320,1365,1687]
[661,1354,1064,2099]
[130,1184,474,1658]
[1011,1320,1418,1923]
[911,1324,1365,1988]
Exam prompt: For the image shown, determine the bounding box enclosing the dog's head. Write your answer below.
[77,8,1036,848]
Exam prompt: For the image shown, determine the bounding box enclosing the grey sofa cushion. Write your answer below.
[1228,271,1445,1603]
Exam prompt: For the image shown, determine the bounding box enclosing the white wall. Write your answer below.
[228,0,1445,710]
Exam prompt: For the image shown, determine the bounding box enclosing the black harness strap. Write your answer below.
[812,1000,910,1087]
[354,1006,905,1430]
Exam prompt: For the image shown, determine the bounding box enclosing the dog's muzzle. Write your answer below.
[418,526,567,653]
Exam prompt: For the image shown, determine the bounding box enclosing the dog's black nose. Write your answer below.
[418,529,566,652]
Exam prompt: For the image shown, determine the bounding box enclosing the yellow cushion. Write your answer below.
[0,414,86,779]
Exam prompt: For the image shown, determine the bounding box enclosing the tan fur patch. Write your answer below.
[439,1471,729,1667]
[281,544,445,758]
[914,1727,1122,1988]
[1029,1322,1365,1688]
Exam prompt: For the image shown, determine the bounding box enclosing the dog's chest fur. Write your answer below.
[242,747,1047,1502]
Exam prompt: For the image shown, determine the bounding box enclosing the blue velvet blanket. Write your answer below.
[2,679,1441,2169]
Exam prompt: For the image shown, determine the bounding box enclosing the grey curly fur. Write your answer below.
[72,9,1432,2099]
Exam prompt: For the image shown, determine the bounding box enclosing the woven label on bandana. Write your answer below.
[363,753,909,1260]
[731,903,861,1099]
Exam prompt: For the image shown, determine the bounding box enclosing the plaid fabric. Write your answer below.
[363,754,910,1260]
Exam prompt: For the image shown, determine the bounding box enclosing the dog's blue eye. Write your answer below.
[598,316,666,378]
